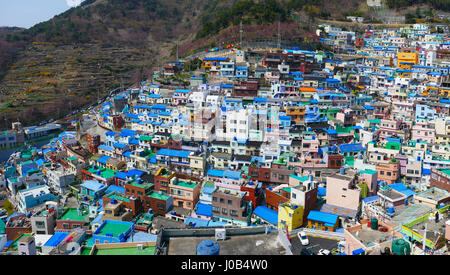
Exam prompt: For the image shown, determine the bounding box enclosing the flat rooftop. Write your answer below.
[380,189,404,200]
[350,223,395,248]
[97,222,132,238]
[415,188,450,202]
[93,246,156,255]
[391,204,433,226]
[167,231,286,255]
[409,216,449,243]
[58,208,88,222]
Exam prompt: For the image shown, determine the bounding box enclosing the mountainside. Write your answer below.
[0,0,448,128]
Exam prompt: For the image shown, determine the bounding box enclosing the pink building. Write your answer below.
[411,120,435,143]
[172,89,192,105]
[326,169,361,211]
[359,169,378,196]
[378,119,403,142]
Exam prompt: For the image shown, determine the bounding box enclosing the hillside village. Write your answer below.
[0,21,450,256]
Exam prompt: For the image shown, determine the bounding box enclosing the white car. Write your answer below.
[318,249,331,255]
[297,231,309,246]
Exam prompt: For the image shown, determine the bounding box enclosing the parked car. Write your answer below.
[300,248,315,255]
[298,231,309,246]
[318,249,331,255]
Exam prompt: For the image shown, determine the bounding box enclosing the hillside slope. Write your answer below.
[0,0,447,128]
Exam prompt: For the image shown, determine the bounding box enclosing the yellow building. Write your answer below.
[278,202,304,231]
[201,57,230,70]
[397,52,418,69]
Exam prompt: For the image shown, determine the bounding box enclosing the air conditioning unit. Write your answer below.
[137,244,144,250]
[215,228,226,241]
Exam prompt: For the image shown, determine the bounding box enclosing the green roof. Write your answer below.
[361,169,377,175]
[385,141,401,150]
[173,180,198,189]
[281,187,291,193]
[58,208,89,222]
[87,166,116,179]
[290,174,309,182]
[97,222,132,238]
[105,193,130,203]
[441,169,450,176]
[146,191,171,201]
[368,119,381,124]
[93,246,156,255]
[139,135,152,141]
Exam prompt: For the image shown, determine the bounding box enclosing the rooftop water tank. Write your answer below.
[371,217,378,230]
[196,240,220,255]
[392,239,411,255]
[388,206,395,214]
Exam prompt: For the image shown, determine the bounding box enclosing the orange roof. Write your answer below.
[358,86,365,89]
[299,87,316,92]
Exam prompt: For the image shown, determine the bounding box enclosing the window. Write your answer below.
[222,208,228,215]
[35,221,46,229]
[228,200,232,205]
[63,223,70,229]
[230,210,238,216]
[212,206,220,213]
[213,197,217,202]
[220,198,224,203]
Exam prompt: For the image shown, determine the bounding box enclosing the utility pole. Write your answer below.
[240,20,243,46]
[422,223,427,255]
[277,20,281,50]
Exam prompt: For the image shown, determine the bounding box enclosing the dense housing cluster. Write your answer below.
[0,22,450,256]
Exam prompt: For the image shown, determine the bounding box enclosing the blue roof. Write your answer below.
[127,169,145,178]
[157,149,192,158]
[195,203,212,217]
[223,170,241,180]
[98,145,113,152]
[203,57,228,61]
[80,180,106,192]
[362,105,374,110]
[105,131,117,136]
[125,113,138,119]
[185,217,210,227]
[389,182,416,198]
[207,169,224,177]
[253,206,278,225]
[339,143,365,153]
[126,232,157,242]
[115,171,128,180]
[120,129,135,137]
[363,195,379,204]
[113,143,127,149]
[123,151,133,158]
[105,185,125,194]
[307,210,339,225]
[44,232,69,247]
[422,168,431,175]
[97,155,111,165]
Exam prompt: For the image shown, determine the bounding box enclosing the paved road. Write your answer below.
[290,234,340,255]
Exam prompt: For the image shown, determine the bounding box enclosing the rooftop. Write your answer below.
[167,231,286,255]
